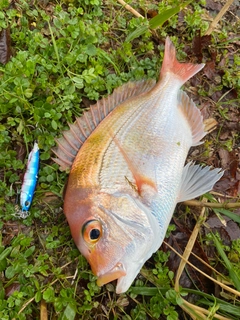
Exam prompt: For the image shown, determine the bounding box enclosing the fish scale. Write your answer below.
[53,37,223,294]
[71,91,156,188]
[101,98,169,187]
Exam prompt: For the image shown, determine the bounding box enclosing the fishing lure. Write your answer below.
[20,142,40,214]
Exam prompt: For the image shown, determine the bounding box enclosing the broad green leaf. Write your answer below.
[35,291,42,303]
[125,24,149,43]
[51,119,58,130]
[211,232,240,291]
[0,258,7,272]
[86,44,97,56]
[149,0,193,29]
[126,0,194,42]
[5,265,16,279]
[0,246,12,260]
[60,303,76,320]
[213,208,240,224]
[72,76,84,89]
[24,245,35,258]
[130,286,168,296]
[43,287,55,303]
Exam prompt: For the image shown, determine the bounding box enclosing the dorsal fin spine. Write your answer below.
[90,106,97,127]
[62,132,79,151]
[76,118,88,139]
[55,139,76,159]
[97,102,102,121]
[83,112,92,131]
[103,99,107,117]
[106,98,110,115]
[69,123,84,145]
[55,157,72,167]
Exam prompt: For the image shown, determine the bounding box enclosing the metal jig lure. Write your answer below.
[20,142,40,214]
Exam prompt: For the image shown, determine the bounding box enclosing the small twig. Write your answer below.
[71,267,78,285]
[164,241,240,297]
[174,200,207,319]
[190,251,229,279]
[116,0,144,18]
[175,200,207,291]
[183,199,240,209]
[40,300,48,320]
[211,191,237,199]
[205,0,235,35]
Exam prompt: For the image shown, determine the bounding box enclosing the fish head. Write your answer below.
[64,187,160,294]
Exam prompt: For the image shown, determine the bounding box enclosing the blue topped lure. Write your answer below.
[20,142,40,213]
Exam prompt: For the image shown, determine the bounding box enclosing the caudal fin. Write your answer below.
[160,37,205,84]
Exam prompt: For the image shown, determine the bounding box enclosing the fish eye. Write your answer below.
[82,220,102,244]
[25,201,30,207]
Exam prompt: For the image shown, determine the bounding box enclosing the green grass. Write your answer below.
[0,0,239,319]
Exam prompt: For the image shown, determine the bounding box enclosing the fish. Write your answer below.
[53,37,223,294]
[20,142,40,213]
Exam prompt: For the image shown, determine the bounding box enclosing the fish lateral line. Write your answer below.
[110,131,157,196]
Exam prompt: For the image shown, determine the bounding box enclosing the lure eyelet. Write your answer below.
[82,220,102,244]
[25,201,30,207]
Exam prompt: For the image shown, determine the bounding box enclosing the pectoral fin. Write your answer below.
[111,134,157,196]
[177,162,224,203]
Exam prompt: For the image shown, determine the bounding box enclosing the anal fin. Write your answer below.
[177,162,224,203]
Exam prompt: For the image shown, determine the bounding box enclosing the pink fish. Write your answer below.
[53,37,223,293]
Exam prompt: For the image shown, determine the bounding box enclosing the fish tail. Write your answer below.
[160,37,205,84]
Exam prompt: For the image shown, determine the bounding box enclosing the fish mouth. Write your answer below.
[97,263,126,286]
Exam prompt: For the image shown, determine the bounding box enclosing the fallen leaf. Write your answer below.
[204,118,218,132]
[192,30,203,62]
[203,61,216,80]
[0,28,11,64]
[206,215,240,241]
[192,33,212,63]
[5,283,21,298]
[215,148,240,196]
[206,0,222,11]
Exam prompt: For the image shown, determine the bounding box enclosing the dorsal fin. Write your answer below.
[177,90,207,146]
[52,79,156,171]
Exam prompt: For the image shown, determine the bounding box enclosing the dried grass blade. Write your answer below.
[205,0,235,35]
[174,200,207,291]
